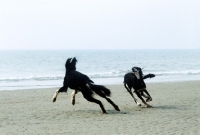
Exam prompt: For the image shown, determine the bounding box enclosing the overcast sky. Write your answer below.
[0,0,199,50]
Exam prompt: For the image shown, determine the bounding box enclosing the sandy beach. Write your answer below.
[0,81,200,135]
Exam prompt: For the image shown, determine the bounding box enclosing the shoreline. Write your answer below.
[1,79,200,91]
[1,81,200,134]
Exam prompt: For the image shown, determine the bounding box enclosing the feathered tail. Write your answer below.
[89,84,111,97]
[143,74,155,79]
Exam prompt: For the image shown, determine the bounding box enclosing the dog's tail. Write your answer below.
[89,84,111,97]
[143,74,155,79]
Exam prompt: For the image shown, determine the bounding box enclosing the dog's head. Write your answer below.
[65,57,77,70]
[132,67,144,79]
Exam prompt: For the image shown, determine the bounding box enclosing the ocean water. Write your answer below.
[0,49,200,90]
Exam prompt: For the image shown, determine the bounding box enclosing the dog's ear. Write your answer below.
[71,57,77,63]
[69,57,77,70]
[65,58,72,69]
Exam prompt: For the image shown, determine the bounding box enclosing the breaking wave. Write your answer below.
[1,70,200,82]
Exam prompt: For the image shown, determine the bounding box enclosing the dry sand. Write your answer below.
[0,81,200,135]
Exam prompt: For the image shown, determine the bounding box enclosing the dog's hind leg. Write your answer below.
[105,97,120,111]
[135,91,151,107]
[81,90,107,114]
[94,91,120,111]
[143,89,152,102]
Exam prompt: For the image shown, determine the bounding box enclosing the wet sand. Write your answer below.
[0,81,200,135]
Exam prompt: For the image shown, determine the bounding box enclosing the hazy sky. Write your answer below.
[0,0,199,50]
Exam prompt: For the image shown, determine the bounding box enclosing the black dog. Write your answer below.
[52,57,120,114]
[124,67,155,107]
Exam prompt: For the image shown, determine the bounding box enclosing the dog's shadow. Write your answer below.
[152,105,180,110]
